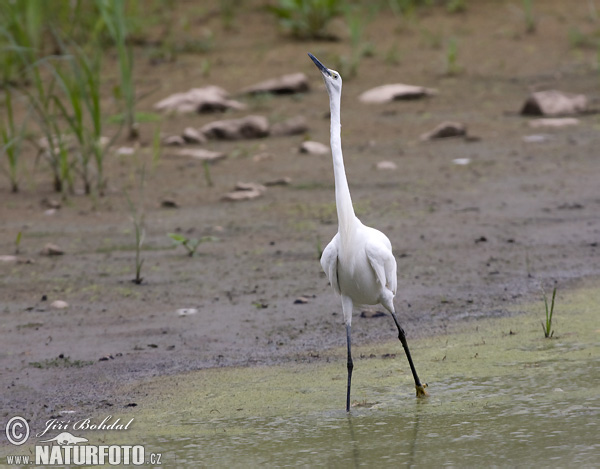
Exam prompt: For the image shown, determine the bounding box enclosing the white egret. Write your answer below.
[308,53,428,412]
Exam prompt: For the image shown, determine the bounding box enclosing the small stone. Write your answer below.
[41,198,61,209]
[522,134,552,143]
[182,127,207,144]
[42,243,64,256]
[162,135,186,146]
[299,140,329,155]
[235,181,267,193]
[270,116,308,137]
[201,115,270,140]
[360,310,386,318]
[528,117,580,128]
[452,158,471,165]
[521,90,587,116]
[420,122,467,141]
[0,255,18,263]
[174,148,226,162]
[116,146,136,156]
[161,198,179,209]
[359,84,437,104]
[242,73,310,95]
[177,308,198,316]
[375,161,397,170]
[294,296,309,304]
[252,152,274,162]
[51,300,69,309]
[264,177,292,186]
[154,86,246,114]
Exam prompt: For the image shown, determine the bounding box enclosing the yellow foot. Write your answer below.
[415,383,429,398]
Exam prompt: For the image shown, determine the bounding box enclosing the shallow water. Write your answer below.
[120,283,600,467]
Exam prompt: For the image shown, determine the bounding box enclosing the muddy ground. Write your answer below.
[1,0,599,426]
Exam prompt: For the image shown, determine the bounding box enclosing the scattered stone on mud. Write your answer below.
[241,73,309,95]
[41,243,64,256]
[360,309,387,318]
[375,160,397,171]
[201,115,270,140]
[522,134,553,143]
[252,152,274,162]
[221,182,267,202]
[173,148,226,162]
[154,86,246,113]
[162,135,186,146]
[0,255,18,263]
[41,198,61,209]
[50,300,69,309]
[420,121,467,141]
[270,116,308,137]
[359,83,437,104]
[160,198,179,209]
[520,90,588,116]
[299,140,329,155]
[264,177,292,186]
[294,295,315,305]
[176,308,198,316]
[182,127,207,144]
[528,117,580,128]
[116,146,136,156]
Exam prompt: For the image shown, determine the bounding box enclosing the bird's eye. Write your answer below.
[332,74,338,79]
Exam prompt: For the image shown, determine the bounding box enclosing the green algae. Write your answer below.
[106,279,600,466]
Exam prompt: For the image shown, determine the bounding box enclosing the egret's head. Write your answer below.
[308,53,342,96]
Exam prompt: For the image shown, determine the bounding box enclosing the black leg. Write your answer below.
[391,312,428,397]
[346,323,354,412]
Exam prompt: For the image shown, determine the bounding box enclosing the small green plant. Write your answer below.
[443,37,460,76]
[269,0,343,40]
[541,287,557,338]
[96,0,137,139]
[126,165,146,285]
[15,231,22,254]
[523,0,536,34]
[168,233,217,257]
[1,88,26,193]
[447,0,466,13]
[202,160,214,187]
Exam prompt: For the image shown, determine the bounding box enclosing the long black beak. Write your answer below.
[308,53,331,77]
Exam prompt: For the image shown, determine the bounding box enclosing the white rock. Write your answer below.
[174,148,226,162]
[177,308,198,316]
[51,300,69,309]
[528,117,580,128]
[452,158,471,165]
[359,84,437,104]
[375,161,397,170]
[420,122,467,141]
[154,86,246,113]
[201,115,270,140]
[242,73,309,95]
[299,141,329,155]
[182,127,207,144]
[521,90,587,116]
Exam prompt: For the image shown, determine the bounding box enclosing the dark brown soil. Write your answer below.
[1,0,599,423]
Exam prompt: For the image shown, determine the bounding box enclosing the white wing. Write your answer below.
[365,230,397,295]
[320,234,340,295]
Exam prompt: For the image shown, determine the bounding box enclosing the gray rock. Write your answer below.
[174,148,226,162]
[270,116,308,137]
[182,127,207,144]
[420,121,467,141]
[201,115,270,140]
[299,140,329,155]
[242,73,309,95]
[359,84,437,104]
[521,90,587,116]
[154,86,246,114]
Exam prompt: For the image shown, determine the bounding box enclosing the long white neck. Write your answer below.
[328,90,357,238]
